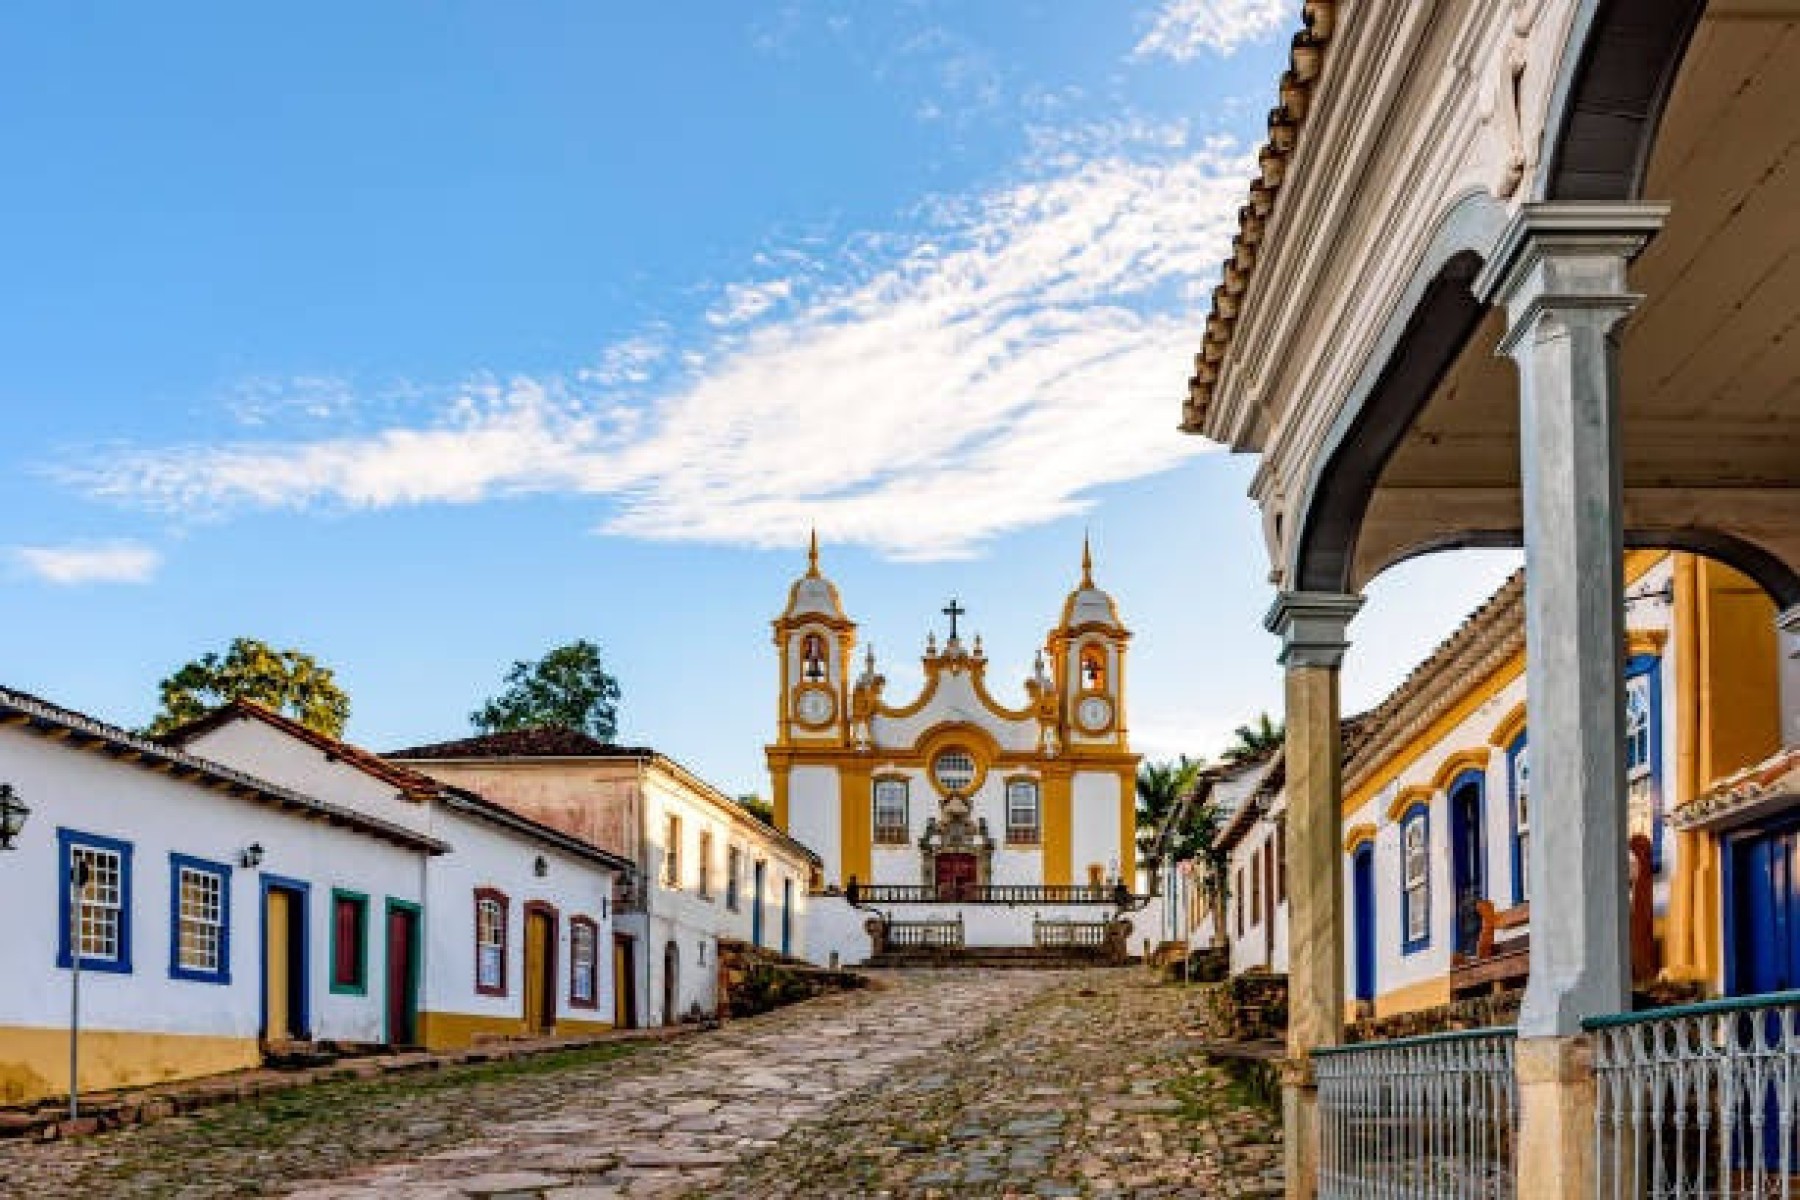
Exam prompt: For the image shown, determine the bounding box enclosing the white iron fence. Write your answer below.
[1314,1028,1518,1199]
[1588,990,1800,1199]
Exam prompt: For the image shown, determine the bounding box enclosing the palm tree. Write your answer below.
[1136,755,1204,865]
[1223,712,1284,763]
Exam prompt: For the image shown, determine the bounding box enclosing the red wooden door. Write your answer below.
[385,906,418,1046]
[935,853,977,900]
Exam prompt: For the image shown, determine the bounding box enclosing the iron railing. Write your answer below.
[849,883,1127,906]
[1315,1027,1518,1199]
[1032,918,1110,949]
[1587,989,1800,1199]
[885,917,964,950]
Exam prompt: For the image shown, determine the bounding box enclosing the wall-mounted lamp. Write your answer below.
[0,784,29,851]
[240,843,264,869]
[534,855,549,878]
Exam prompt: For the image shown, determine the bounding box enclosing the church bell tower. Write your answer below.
[772,531,856,749]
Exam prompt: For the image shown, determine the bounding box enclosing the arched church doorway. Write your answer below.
[1448,773,1486,960]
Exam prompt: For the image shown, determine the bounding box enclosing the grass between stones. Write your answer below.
[1,1040,654,1197]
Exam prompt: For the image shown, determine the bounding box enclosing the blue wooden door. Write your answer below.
[1731,825,1800,996]
[1450,779,1485,958]
[1352,845,1376,1004]
[751,861,766,947]
[1727,824,1800,1170]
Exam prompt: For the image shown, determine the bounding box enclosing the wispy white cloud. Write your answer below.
[706,279,794,328]
[1132,0,1292,62]
[13,540,161,585]
[59,130,1253,562]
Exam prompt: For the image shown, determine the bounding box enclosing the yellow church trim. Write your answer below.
[1626,629,1669,660]
[1429,747,1492,792]
[1343,823,1377,854]
[771,765,790,832]
[1386,785,1435,823]
[1042,770,1074,886]
[872,658,1038,724]
[838,761,873,884]
[1487,701,1528,749]
[1117,767,1137,886]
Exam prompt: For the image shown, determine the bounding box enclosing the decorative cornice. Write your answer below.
[1343,822,1377,854]
[1181,1,1338,435]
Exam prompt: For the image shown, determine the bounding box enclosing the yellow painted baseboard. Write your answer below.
[0,1026,259,1106]
[418,1010,615,1050]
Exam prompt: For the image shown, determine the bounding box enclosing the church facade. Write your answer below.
[767,538,1143,964]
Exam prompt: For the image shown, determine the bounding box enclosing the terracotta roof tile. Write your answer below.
[388,728,654,760]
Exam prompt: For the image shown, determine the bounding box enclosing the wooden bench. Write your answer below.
[1450,900,1530,998]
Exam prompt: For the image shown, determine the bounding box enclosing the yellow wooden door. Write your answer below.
[265,889,291,1040]
[523,911,551,1034]
[612,938,631,1028]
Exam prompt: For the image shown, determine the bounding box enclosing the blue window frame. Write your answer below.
[56,827,134,974]
[169,853,233,984]
[1625,655,1665,870]
[1400,804,1430,955]
[1507,733,1530,906]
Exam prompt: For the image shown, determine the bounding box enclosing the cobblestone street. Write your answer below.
[0,970,1281,1199]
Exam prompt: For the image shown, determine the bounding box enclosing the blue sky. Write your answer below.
[0,1,1518,795]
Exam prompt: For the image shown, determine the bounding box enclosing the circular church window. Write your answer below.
[932,750,977,793]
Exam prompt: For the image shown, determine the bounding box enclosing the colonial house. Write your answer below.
[767,537,1147,966]
[1145,754,1280,966]
[1207,551,1785,1021]
[0,686,445,1105]
[389,729,819,1027]
[167,703,634,1049]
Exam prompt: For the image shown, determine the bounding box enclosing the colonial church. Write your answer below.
[767,537,1144,963]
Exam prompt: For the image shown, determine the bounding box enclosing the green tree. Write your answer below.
[737,794,775,826]
[1223,711,1284,763]
[472,639,621,740]
[148,637,350,738]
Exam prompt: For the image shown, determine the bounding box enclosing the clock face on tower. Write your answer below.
[794,686,837,728]
[1076,694,1114,734]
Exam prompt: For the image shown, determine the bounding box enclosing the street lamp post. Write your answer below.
[67,853,88,1121]
[0,783,28,851]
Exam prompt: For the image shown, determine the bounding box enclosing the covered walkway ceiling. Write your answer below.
[1353,4,1800,598]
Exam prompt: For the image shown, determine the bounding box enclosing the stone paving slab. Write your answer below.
[0,970,1281,1198]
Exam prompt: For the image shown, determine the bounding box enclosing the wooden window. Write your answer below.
[329,889,368,994]
[873,779,909,844]
[474,888,508,996]
[662,814,682,888]
[1402,809,1430,953]
[569,916,599,1008]
[726,846,742,911]
[1005,780,1040,844]
[171,854,232,984]
[698,830,714,899]
[58,829,133,973]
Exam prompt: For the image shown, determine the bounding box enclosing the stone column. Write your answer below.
[1266,590,1363,1200]
[1477,201,1666,1199]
